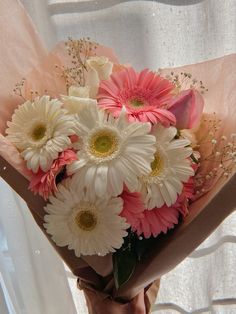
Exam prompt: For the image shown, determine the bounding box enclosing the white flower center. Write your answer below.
[75,210,97,231]
[30,123,47,141]
[88,128,119,159]
[150,153,164,177]
[140,151,166,185]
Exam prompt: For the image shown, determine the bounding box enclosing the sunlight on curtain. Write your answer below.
[1,0,236,313]
[0,178,78,314]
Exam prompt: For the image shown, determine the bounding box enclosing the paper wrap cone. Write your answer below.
[0,1,236,312]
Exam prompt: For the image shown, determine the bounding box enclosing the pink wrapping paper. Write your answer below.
[0,0,236,312]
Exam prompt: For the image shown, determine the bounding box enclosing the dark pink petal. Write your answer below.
[120,187,145,228]
[168,89,204,129]
[132,175,195,238]
[29,149,77,200]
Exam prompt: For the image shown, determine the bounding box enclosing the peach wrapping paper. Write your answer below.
[0,0,45,177]
[0,0,236,312]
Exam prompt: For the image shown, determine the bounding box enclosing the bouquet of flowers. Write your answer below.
[1,1,236,313]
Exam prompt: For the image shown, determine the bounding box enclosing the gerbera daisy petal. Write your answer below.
[159,183,177,207]
[153,108,176,125]
[94,164,108,197]
[29,149,77,199]
[133,205,180,238]
[137,69,153,88]
[108,163,125,196]
[84,165,97,187]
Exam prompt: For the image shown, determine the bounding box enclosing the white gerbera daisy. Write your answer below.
[67,105,156,197]
[44,179,129,257]
[140,125,194,209]
[6,96,75,173]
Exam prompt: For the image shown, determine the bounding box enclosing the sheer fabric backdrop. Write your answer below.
[0,0,236,313]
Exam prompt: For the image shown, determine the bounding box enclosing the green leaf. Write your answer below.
[135,237,153,261]
[113,248,136,290]
[113,232,137,289]
[190,153,199,164]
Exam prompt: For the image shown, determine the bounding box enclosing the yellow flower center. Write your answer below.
[129,98,145,108]
[75,210,97,231]
[150,153,164,176]
[89,130,118,157]
[31,124,47,141]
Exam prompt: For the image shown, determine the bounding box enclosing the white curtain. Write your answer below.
[0,178,79,314]
[1,0,236,313]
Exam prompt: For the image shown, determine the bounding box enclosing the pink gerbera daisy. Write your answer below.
[98,67,176,126]
[177,176,195,217]
[133,205,179,239]
[120,187,145,229]
[29,149,77,200]
[133,180,195,238]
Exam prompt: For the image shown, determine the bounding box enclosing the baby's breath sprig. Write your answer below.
[57,37,98,91]
[194,114,236,197]
[13,78,44,102]
[29,90,41,102]
[13,78,26,101]
[165,71,208,94]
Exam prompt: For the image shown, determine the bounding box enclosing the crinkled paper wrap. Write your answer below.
[0,0,236,312]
